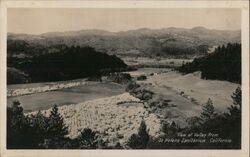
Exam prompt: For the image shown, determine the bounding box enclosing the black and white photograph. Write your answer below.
[1,3,248,154]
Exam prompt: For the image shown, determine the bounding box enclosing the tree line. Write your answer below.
[7,102,123,149]
[8,45,130,83]
[177,43,241,83]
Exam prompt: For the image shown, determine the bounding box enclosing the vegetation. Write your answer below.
[137,75,147,81]
[7,67,30,84]
[127,120,150,149]
[162,44,209,56]
[7,87,241,149]
[125,81,140,92]
[106,73,132,85]
[147,87,242,149]
[199,98,218,122]
[8,27,240,58]
[8,45,129,83]
[7,102,113,149]
[178,43,241,83]
[78,128,98,149]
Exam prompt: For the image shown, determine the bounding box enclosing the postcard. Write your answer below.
[0,0,249,157]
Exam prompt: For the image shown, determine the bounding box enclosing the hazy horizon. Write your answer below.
[7,26,241,36]
[8,8,241,35]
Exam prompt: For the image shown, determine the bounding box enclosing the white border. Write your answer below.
[0,1,249,157]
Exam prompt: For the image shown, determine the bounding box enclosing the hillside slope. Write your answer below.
[8,46,128,83]
[8,27,241,58]
[177,43,241,83]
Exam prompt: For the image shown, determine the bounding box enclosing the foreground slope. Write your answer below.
[28,93,161,145]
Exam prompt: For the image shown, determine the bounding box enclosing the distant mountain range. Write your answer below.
[8,27,241,58]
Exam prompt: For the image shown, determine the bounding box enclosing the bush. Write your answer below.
[137,75,147,81]
[125,81,140,92]
[130,88,154,101]
[86,75,102,82]
[107,73,132,85]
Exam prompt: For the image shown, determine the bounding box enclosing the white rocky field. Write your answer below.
[7,80,87,97]
[28,93,161,145]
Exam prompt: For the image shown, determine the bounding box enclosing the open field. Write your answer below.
[122,57,192,68]
[125,68,239,126]
[126,68,239,112]
[7,78,88,90]
[8,82,125,112]
[145,70,239,112]
[7,79,87,97]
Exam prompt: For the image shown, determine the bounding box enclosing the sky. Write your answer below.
[8,8,241,35]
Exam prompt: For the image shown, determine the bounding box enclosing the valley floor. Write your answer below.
[7,68,240,146]
[126,68,239,126]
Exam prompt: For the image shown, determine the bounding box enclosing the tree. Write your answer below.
[162,121,181,137]
[78,128,98,149]
[232,87,241,106]
[28,110,50,144]
[200,98,217,122]
[177,43,241,83]
[127,134,141,149]
[228,87,241,117]
[7,100,28,148]
[138,120,150,147]
[127,120,150,149]
[8,101,25,128]
[47,104,68,139]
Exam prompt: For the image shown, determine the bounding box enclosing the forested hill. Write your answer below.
[8,27,241,58]
[7,46,128,83]
[177,43,241,83]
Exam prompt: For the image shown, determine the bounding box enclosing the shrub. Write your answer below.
[86,75,102,82]
[137,75,147,81]
[125,81,140,92]
[130,88,154,101]
[107,73,132,85]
